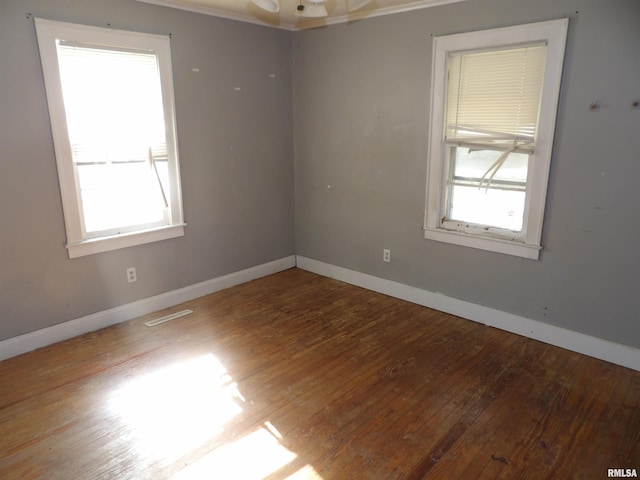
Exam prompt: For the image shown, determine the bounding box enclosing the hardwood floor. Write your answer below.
[1,268,638,479]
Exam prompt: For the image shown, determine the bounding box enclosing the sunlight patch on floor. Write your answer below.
[106,353,324,479]
[106,354,244,466]
[173,426,298,479]
[283,464,325,480]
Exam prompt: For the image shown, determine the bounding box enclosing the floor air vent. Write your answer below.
[144,309,193,327]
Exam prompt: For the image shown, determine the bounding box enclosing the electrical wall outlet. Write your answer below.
[383,249,391,263]
[126,267,137,283]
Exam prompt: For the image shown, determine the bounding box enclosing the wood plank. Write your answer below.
[0,268,638,479]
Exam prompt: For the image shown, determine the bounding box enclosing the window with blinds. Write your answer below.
[35,18,184,258]
[424,19,568,259]
[56,42,170,236]
[442,44,549,233]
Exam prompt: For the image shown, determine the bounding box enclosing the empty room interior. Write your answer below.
[1,0,639,478]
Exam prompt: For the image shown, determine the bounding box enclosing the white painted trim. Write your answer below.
[67,224,186,258]
[296,256,640,372]
[0,256,296,361]
[5,254,637,372]
[424,227,541,260]
[136,0,279,29]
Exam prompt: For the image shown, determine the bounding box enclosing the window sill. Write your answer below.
[66,224,186,258]
[424,227,541,260]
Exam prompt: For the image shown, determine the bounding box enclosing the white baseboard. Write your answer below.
[296,255,640,372]
[4,254,638,372]
[0,255,296,362]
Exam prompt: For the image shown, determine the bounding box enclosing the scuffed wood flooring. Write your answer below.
[1,268,638,479]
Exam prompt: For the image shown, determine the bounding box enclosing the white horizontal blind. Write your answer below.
[57,42,167,165]
[445,44,547,152]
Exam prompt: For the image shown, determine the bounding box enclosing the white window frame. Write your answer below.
[35,18,185,258]
[424,19,568,260]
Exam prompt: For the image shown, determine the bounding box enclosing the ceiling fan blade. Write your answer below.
[296,3,328,17]
[251,0,279,13]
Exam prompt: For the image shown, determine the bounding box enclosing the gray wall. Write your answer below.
[294,0,640,348]
[0,0,294,341]
[2,0,639,351]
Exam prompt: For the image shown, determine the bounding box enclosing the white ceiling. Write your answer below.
[136,0,469,31]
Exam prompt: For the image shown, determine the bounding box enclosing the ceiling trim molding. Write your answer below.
[135,0,470,31]
[136,0,278,28]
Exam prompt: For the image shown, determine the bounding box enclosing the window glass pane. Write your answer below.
[154,158,170,201]
[452,148,528,184]
[78,163,166,234]
[449,185,525,231]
